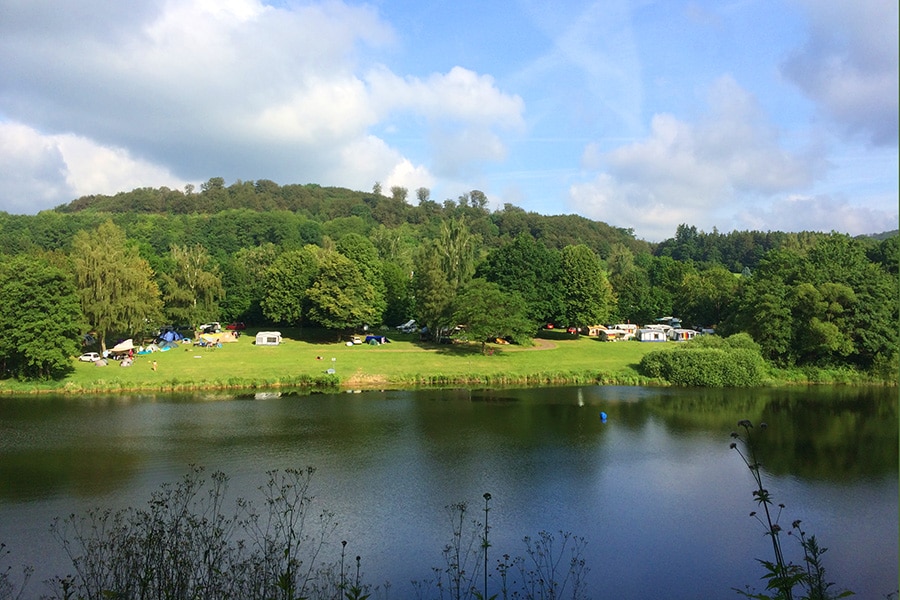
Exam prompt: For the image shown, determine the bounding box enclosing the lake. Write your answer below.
[0,385,896,599]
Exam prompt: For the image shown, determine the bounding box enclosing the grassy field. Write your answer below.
[0,329,667,394]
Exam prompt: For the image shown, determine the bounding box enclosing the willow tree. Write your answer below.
[412,217,480,339]
[160,244,225,329]
[436,216,478,290]
[71,221,163,351]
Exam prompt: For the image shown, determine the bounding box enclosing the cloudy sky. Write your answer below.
[0,0,896,241]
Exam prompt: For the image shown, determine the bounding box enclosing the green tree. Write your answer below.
[676,265,739,327]
[336,233,386,324]
[381,261,414,327]
[0,254,83,379]
[559,244,616,329]
[726,234,899,371]
[412,217,481,340]
[160,244,225,329]
[607,245,659,324]
[647,255,695,318]
[221,243,281,323]
[436,217,479,290]
[413,245,455,339]
[479,234,565,327]
[260,247,319,325]
[71,221,163,351]
[453,278,533,352]
[219,260,251,324]
[306,249,380,334]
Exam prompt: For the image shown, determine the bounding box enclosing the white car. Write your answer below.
[79,352,101,362]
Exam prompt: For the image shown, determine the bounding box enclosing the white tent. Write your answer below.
[255,331,282,346]
[111,338,135,353]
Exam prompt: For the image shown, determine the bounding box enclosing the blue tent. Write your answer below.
[160,330,183,342]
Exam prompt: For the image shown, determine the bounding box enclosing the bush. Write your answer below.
[639,336,767,387]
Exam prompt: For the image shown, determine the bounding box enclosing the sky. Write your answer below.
[0,0,897,242]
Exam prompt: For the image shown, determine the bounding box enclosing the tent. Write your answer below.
[111,339,135,353]
[199,331,239,345]
[255,331,282,346]
[159,330,183,343]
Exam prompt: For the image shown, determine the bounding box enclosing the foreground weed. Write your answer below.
[0,543,31,600]
[45,466,376,600]
[730,420,853,600]
[414,495,589,600]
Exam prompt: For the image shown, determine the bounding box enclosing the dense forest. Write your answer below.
[0,177,896,381]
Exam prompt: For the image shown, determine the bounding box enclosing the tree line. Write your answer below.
[0,179,895,381]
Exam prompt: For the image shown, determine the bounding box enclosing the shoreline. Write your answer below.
[1,333,893,396]
[1,370,893,397]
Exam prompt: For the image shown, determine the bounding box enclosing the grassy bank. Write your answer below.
[2,328,892,395]
[0,328,665,395]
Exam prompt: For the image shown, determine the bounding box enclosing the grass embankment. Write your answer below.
[0,329,665,395]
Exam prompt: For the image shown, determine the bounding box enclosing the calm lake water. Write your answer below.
[0,385,897,599]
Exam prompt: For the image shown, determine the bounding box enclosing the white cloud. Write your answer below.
[383,159,434,197]
[367,66,524,127]
[0,121,191,213]
[0,122,72,213]
[0,0,523,213]
[736,194,899,236]
[331,135,433,195]
[570,76,826,240]
[782,0,899,145]
[56,135,189,199]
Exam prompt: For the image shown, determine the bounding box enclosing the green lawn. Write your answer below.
[1,329,666,394]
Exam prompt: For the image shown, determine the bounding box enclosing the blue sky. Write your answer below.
[0,0,896,241]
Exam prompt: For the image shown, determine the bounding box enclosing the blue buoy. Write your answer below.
[600,411,608,422]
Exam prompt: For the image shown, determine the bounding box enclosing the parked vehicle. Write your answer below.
[396,319,418,333]
[79,352,101,362]
[199,322,221,333]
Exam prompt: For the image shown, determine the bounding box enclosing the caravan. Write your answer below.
[255,331,282,346]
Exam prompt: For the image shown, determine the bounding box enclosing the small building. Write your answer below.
[255,331,282,346]
[636,328,667,342]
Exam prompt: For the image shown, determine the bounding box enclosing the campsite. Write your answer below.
[26,327,664,394]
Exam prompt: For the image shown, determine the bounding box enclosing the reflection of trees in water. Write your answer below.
[0,447,141,501]
[404,385,897,481]
[642,387,897,479]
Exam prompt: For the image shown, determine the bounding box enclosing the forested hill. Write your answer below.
[50,178,650,257]
[46,178,895,273]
